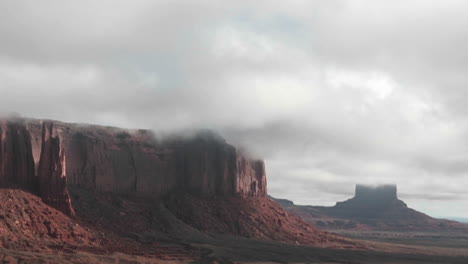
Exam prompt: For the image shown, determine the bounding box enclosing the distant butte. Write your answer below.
[273,184,468,232]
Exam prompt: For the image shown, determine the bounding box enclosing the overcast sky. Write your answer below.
[1,0,468,218]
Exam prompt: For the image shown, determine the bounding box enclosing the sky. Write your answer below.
[1,0,468,218]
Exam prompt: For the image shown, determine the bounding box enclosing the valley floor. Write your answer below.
[186,233,468,264]
[2,233,468,264]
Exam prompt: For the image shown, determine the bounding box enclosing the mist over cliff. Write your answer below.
[1,1,468,218]
[1,118,268,215]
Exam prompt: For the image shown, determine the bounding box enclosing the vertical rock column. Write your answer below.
[235,155,267,197]
[38,122,75,216]
[0,120,36,189]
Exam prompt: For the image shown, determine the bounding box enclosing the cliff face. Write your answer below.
[37,122,75,216]
[25,121,42,176]
[236,155,266,197]
[25,119,266,202]
[0,118,267,215]
[0,119,35,190]
[171,134,266,197]
[0,119,73,215]
[172,135,237,196]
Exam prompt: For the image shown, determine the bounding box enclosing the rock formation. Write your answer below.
[0,119,74,215]
[25,120,267,204]
[37,122,75,216]
[0,116,364,260]
[332,184,407,218]
[354,184,397,201]
[25,120,42,176]
[0,119,35,190]
[236,155,267,197]
[1,118,267,216]
[273,184,468,232]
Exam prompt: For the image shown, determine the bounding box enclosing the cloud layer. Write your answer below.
[1,0,468,217]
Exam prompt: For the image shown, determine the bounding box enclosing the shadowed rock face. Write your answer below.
[355,184,397,201]
[37,122,75,216]
[335,184,403,212]
[0,119,35,190]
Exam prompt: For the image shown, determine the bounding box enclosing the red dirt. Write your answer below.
[0,188,97,251]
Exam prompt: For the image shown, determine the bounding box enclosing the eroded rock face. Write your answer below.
[25,120,42,176]
[37,122,75,216]
[0,119,35,190]
[25,119,267,202]
[236,155,266,197]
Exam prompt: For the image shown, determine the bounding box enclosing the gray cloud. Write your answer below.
[1,0,468,218]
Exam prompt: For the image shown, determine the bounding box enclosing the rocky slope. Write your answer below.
[273,184,468,232]
[163,194,355,247]
[0,188,97,251]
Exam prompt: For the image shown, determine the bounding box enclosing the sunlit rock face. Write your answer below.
[1,117,267,215]
[0,119,36,190]
[25,119,267,201]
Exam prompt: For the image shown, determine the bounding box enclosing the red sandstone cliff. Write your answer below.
[25,120,266,203]
[0,118,267,216]
[0,119,35,190]
[37,122,75,216]
[236,155,266,197]
[25,120,42,176]
[0,119,74,215]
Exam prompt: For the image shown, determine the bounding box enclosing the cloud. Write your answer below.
[1,0,468,217]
